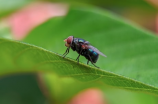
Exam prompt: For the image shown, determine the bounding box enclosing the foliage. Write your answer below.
[0,0,158,104]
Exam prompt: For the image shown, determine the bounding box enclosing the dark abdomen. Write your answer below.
[84,49,99,63]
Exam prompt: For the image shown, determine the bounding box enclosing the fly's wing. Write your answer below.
[88,45,107,57]
[84,41,90,45]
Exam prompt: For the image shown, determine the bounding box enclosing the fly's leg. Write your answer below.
[88,54,99,68]
[76,54,80,64]
[63,48,68,56]
[87,60,89,65]
[63,47,70,58]
[76,49,82,64]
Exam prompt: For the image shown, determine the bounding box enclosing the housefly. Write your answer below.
[63,36,107,68]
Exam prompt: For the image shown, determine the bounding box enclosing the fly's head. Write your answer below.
[64,36,74,47]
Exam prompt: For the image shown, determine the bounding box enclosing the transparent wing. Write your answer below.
[84,41,90,45]
[88,45,107,57]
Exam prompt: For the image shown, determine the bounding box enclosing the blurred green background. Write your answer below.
[0,0,158,104]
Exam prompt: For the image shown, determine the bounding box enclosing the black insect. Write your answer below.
[63,36,106,68]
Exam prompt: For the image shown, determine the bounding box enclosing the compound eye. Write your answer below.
[67,36,73,44]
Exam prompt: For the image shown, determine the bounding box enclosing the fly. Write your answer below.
[63,36,106,68]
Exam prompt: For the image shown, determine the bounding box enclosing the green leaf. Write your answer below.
[24,6,158,88]
[0,37,158,103]
[1,6,158,103]
[22,6,158,102]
